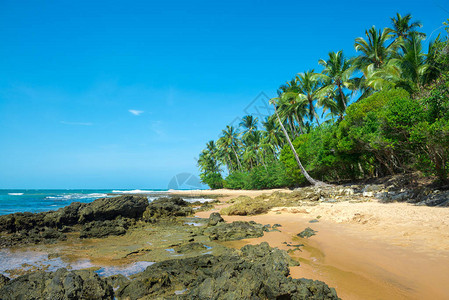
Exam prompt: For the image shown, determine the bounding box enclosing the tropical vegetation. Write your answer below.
[198,14,449,189]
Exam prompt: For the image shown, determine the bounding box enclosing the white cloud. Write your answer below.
[60,121,93,126]
[129,109,144,116]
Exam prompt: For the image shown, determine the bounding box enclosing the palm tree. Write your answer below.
[316,50,355,120]
[354,26,398,72]
[239,115,258,138]
[242,130,266,169]
[218,125,243,171]
[269,97,327,186]
[365,32,429,93]
[294,70,323,126]
[399,32,429,91]
[390,13,426,41]
[262,116,284,153]
[278,89,308,136]
[198,141,221,175]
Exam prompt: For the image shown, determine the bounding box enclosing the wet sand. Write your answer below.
[194,194,449,300]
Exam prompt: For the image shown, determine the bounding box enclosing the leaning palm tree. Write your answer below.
[390,13,426,41]
[316,50,355,120]
[278,88,308,136]
[269,97,327,186]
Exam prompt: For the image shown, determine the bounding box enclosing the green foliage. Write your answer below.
[200,172,223,189]
[223,161,295,190]
[410,119,449,182]
[223,171,248,189]
[198,15,449,188]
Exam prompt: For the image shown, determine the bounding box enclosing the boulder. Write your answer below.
[297,227,317,238]
[208,212,224,226]
[204,221,264,241]
[0,268,113,300]
[78,195,148,223]
[142,197,193,223]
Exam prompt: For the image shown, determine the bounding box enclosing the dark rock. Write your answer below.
[0,268,113,300]
[204,221,264,241]
[80,219,131,239]
[176,242,207,253]
[0,274,9,288]
[0,195,148,246]
[105,274,129,291]
[142,197,193,223]
[78,195,148,223]
[297,227,317,238]
[208,212,224,226]
[0,227,67,247]
[117,242,339,300]
[417,190,449,206]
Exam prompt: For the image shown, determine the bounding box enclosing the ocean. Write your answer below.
[0,189,168,215]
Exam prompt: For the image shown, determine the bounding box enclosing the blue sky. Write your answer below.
[0,0,447,189]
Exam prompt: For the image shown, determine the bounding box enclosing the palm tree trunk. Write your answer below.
[273,104,327,186]
[231,146,243,171]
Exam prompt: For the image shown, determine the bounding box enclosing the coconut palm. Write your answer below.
[390,13,426,41]
[354,26,398,72]
[217,125,243,171]
[316,50,355,120]
[365,32,429,93]
[198,141,221,175]
[293,70,323,126]
[399,32,429,91]
[262,116,284,153]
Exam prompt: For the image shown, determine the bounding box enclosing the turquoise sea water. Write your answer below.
[0,189,167,215]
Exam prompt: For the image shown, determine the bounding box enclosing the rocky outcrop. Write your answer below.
[208,212,224,226]
[204,221,265,241]
[0,268,113,300]
[78,196,148,223]
[79,218,132,239]
[142,197,193,223]
[0,195,149,246]
[297,227,317,238]
[116,242,339,299]
[0,274,9,289]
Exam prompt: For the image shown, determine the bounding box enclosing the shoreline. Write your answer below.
[179,188,449,300]
[1,188,448,298]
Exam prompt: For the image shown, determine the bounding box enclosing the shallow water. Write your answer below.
[0,249,154,278]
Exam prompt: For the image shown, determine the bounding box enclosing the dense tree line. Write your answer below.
[198,14,449,189]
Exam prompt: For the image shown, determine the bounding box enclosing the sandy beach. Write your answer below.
[171,188,449,300]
